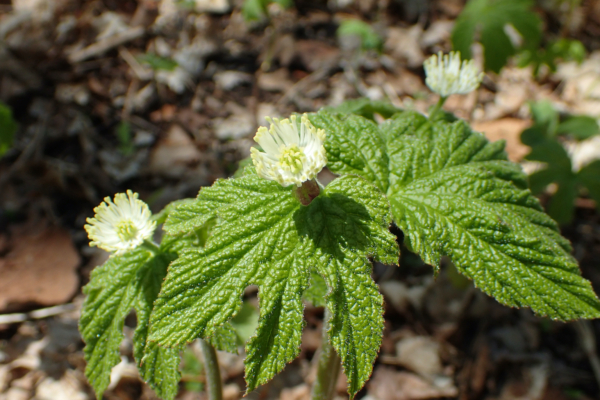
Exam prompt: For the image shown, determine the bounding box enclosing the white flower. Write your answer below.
[250,114,327,187]
[84,190,156,255]
[423,51,483,97]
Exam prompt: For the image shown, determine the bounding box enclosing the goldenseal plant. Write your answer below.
[79,63,600,400]
[80,191,229,400]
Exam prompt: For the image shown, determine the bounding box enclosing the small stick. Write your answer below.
[68,26,145,63]
[0,303,78,325]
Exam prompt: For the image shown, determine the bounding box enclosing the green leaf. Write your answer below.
[337,20,383,51]
[557,116,600,140]
[309,109,600,320]
[309,112,391,193]
[525,138,572,169]
[153,198,197,225]
[181,346,204,392]
[528,167,558,195]
[116,121,134,156]
[303,271,328,307]
[80,249,181,400]
[0,103,17,157]
[297,177,398,396]
[524,137,579,224]
[231,302,260,344]
[233,156,253,178]
[451,0,542,72]
[242,0,268,21]
[138,53,178,71]
[162,176,273,236]
[323,98,402,121]
[529,100,559,137]
[207,322,239,353]
[272,0,292,8]
[545,179,578,225]
[149,174,398,397]
[517,39,586,75]
[578,160,600,206]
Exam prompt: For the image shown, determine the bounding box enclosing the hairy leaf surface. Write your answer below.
[149,174,398,397]
[309,109,600,320]
[80,250,180,400]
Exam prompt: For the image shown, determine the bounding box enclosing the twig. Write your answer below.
[119,47,154,81]
[68,26,145,63]
[0,303,78,325]
[278,69,329,106]
[0,11,31,38]
[574,320,600,388]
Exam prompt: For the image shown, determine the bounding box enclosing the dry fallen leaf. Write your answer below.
[0,226,80,313]
[149,124,202,177]
[368,367,457,400]
[395,336,443,377]
[472,118,531,162]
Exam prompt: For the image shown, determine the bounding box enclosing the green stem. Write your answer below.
[429,95,447,120]
[311,308,341,400]
[140,239,161,254]
[200,339,223,400]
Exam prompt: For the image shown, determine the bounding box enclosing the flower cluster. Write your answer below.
[251,114,327,187]
[423,51,483,97]
[84,190,156,255]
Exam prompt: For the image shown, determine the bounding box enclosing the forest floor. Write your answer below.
[1,0,600,399]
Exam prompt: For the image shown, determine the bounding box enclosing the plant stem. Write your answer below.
[140,240,161,254]
[311,308,341,400]
[200,339,223,400]
[429,95,447,120]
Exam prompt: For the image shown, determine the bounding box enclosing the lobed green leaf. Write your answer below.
[149,174,398,397]
[309,108,600,320]
[451,0,542,72]
[80,249,181,400]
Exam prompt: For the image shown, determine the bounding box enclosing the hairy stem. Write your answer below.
[140,240,161,254]
[429,95,447,120]
[311,308,341,400]
[200,339,223,400]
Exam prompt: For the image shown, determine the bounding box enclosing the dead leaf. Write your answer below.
[295,40,341,72]
[279,384,310,400]
[35,372,88,400]
[194,0,230,14]
[148,124,201,177]
[395,336,443,377]
[498,361,549,400]
[213,103,255,140]
[380,280,429,314]
[368,367,458,400]
[0,226,80,313]
[471,118,531,162]
[223,383,241,400]
[258,69,293,93]
[214,71,252,91]
[385,26,425,68]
